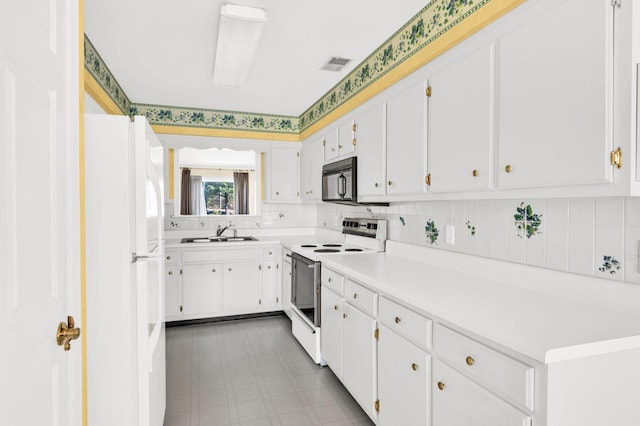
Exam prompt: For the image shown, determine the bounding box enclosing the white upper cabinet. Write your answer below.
[300,136,323,201]
[338,118,357,158]
[269,147,300,202]
[357,103,387,198]
[428,44,494,193]
[386,82,427,197]
[497,0,614,189]
[323,129,339,163]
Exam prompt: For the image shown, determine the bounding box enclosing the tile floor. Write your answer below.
[164,315,375,426]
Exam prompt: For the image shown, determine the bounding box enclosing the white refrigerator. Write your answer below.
[85,114,166,426]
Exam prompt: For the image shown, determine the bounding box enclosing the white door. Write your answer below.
[0,0,81,425]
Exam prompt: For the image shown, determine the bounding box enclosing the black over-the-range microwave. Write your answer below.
[321,157,388,206]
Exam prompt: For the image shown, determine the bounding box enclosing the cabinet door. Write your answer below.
[386,82,426,196]
[338,118,356,157]
[164,264,181,320]
[223,260,261,311]
[433,359,531,426]
[357,104,386,197]
[324,129,339,163]
[269,148,299,201]
[342,303,377,420]
[429,45,493,193]
[182,263,222,316]
[321,287,344,379]
[261,261,281,308]
[301,137,324,200]
[497,0,613,189]
[378,325,431,426]
[282,258,293,316]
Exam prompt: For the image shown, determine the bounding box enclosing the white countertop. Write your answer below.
[320,251,640,365]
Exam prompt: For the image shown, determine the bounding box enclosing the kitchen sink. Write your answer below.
[181,236,258,243]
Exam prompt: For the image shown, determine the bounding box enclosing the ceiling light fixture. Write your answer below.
[213,4,268,87]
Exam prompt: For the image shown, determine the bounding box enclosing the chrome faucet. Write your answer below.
[216,225,228,237]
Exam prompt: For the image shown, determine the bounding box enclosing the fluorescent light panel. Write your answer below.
[213,4,267,87]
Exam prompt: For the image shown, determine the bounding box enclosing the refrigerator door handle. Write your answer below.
[131,249,159,263]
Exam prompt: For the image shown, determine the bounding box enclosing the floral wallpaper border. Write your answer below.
[132,104,300,135]
[84,35,132,116]
[85,0,496,136]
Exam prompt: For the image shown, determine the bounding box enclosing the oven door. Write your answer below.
[291,252,321,327]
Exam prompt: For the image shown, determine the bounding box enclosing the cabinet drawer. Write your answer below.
[164,250,179,265]
[433,359,531,426]
[262,247,278,260]
[344,279,377,317]
[322,267,344,296]
[182,248,260,263]
[379,297,432,351]
[435,325,534,412]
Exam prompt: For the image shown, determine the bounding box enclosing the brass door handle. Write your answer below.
[56,315,81,351]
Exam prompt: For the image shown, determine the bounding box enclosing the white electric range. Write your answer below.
[289,218,387,364]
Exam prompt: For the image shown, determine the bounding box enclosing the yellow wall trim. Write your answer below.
[151,125,301,142]
[84,70,127,116]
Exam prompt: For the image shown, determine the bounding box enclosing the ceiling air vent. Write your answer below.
[321,57,351,72]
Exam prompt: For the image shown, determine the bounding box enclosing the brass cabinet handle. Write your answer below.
[352,123,357,132]
[328,277,332,283]
[412,363,418,371]
[267,265,271,269]
[466,356,475,366]
[352,138,357,146]
[56,315,81,352]
[343,313,347,319]
[437,381,445,391]
[472,169,478,177]
[395,316,401,324]
[166,255,171,260]
[339,145,343,149]
[505,164,512,173]
[374,182,379,188]
[353,293,358,299]
[228,268,232,271]
[334,305,339,310]
[168,271,173,275]
[387,180,393,186]
[212,269,216,272]
[275,191,280,195]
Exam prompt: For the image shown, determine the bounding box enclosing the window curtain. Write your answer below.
[189,175,206,215]
[180,168,191,215]
[233,172,249,215]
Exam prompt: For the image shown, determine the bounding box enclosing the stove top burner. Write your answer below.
[314,248,341,253]
[301,244,317,248]
[344,248,364,252]
[323,244,343,247]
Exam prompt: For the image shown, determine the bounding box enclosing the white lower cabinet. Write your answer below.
[261,260,281,308]
[182,263,222,316]
[342,302,377,420]
[223,261,261,311]
[164,255,181,320]
[433,359,532,426]
[377,324,431,426]
[320,271,378,421]
[320,286,343,378]
[166,245,282,321]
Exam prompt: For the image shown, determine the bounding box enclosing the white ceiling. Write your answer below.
[84,0,428,117]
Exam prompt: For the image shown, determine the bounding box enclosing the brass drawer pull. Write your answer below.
[505,164,512,173]
[394,316,401,324]
[411,363,418,371]
[353,293,358,299]
[168,271,173,275]
[334,305,339,310]
[437,381,445,391]
[466,356,475,366]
